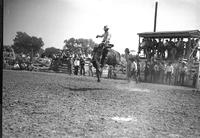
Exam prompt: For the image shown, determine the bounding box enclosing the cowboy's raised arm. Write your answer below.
[96,33,104,38]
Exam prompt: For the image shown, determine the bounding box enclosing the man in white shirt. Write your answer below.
[125,48,132,82]
[74,57,80,75]
[96,25,111,47]
[96,25,112,67]
[132,60,138,83]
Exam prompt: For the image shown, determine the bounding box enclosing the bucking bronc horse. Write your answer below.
[92,44,121,82]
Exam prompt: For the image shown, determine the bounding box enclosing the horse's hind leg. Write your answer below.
[100,67,103,77]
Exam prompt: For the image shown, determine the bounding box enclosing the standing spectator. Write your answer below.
[13,61,20,70]
[108,65,113,79]
[125,48,132,82]
[68,57,73,75]
[192,39,199,58]
[136,61,141,83]
[173,62,181,85]
[185,38,191,58]
[36,53,40,58]
[165,62,173,85]
[152,38,158,56]
[164,39,169,59]
[22,53,26,58]
[179,63,187,86]
[139,38,146,55]
[157,38,165,59]
[80,56,85,76]
[179,38,185,58]
[159,62,165,84]
[3,57,7,69]
[148,39,154,59]
[88,60,93,77]
[27,54,31,62]
[144,61,149,82]
[192,70,198,88]
[149,63,155,83]
[176,38,184,59]
[167,38,174,60]
[169,39,177,60]
[74,57,80,75]
[153,62,160,83]
[132,59,138,83]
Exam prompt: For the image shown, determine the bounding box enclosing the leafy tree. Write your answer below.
[38,48,45,56]
[12,32,44,56]
[43,47,61,58]
[63,38,77,54]
[63,38,97,56]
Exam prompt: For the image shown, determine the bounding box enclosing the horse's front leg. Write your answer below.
[96,61,101,82]
[100,67,103,77]
[96,69,100,82]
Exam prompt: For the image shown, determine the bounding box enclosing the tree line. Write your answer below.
[9,31,98,58]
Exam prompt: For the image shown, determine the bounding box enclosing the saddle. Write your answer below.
[108,44,114,48]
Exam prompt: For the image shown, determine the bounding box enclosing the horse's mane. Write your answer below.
[93,46,103,52]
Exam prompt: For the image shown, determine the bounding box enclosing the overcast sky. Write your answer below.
[3,0,200,53]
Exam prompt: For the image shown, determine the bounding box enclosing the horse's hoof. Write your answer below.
[97,80,100,82]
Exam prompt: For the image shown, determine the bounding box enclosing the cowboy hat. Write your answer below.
[104,25,109,30]
[125,48,130,53]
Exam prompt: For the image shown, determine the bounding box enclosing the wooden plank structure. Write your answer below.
[50,58,72,75]
[137,30,200,88]
[138,30,200,60]
[138,30,200,39]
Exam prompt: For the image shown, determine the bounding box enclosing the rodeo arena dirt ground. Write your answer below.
[2,70,200,138]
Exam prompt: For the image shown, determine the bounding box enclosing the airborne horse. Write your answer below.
[92,45,121,82]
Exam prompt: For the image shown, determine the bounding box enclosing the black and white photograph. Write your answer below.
[2,0,200,137]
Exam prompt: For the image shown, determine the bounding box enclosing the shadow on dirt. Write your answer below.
[58,84,106,91]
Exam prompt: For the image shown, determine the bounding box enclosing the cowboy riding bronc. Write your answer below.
[96,25,114,67]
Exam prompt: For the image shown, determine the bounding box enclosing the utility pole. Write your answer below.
[154,1,158,32]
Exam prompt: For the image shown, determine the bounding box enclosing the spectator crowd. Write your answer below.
[139,38,199,61]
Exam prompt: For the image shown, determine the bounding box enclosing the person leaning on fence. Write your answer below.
[165,62,173,85]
